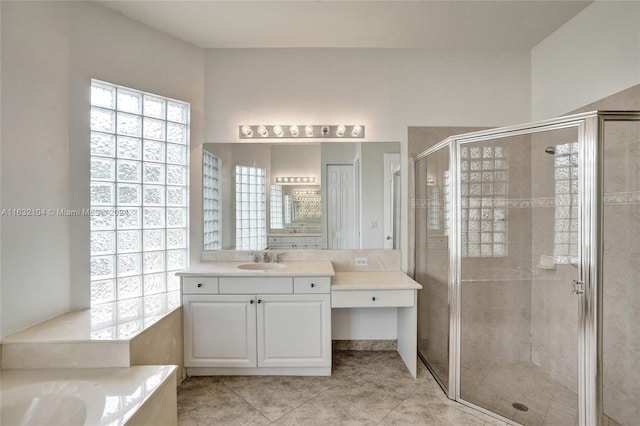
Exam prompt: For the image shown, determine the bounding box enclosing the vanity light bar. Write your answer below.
[275,177,316,184]
[239,125,365,139]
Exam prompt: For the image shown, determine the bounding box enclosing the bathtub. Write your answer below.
[0,365,176,426]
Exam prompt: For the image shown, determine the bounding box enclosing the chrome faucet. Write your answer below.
[274,253,285,263]
[262,252,270,263]
[249,252,260,263]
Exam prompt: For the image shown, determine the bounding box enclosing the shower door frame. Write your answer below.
[416,111,603,425]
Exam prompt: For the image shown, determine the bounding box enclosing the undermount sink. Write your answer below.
[236,263,286,271]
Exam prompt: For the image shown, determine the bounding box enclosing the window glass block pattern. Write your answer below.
[90,80,189,305]
[460,144,508,257]
[443,171,451,236]
[270,185,283,230]
[235,165,267,251]
[203,150,221,250]
[554,142,579,264]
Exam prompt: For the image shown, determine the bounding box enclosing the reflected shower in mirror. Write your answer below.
[202,142,400,251]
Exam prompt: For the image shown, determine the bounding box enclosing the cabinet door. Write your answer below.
[257,294,331,368]
[183,294,256,368]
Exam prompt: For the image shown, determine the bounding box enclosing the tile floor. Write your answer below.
[177,351,508,425]
[460,362,578,426]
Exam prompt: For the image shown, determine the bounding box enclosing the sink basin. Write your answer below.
[237,263,285,271]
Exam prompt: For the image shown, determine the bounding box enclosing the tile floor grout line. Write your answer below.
[219,379,275,424]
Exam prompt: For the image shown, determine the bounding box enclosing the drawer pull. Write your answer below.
[258,299,262,304]
[310,283,316,288]
[197,283,203,288]
[372,296,376,301]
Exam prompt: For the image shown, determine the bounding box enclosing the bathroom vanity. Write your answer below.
[331,271,422,378]
[178,261,334,376]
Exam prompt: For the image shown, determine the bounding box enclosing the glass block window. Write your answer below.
[270,185,283,229]
[553,142,579,264]
[284,195,292,224]
[235,165,267,251]
[443,170,451,235]
[90,80,189,305]
[427,184,440,230]
[460,145,508,257]
[203,151,221,250]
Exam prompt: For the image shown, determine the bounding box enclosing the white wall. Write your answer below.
[204,48,531,143]
[531,1,640,120]
[1,2,73,338]
[0,1,204,337]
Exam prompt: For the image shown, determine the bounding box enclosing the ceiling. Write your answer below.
[93,0,593,49]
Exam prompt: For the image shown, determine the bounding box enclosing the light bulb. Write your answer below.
[273,125,284,137]
[351,125,362,137]
[289,125,299,137]
[321,125,330,136]
[305,125,314,137]
[258,125,268,137]
[241,125,253,137]
[336,125,346,137]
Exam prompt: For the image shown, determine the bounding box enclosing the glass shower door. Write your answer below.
[457,127,581,426]
[416,145,451,391]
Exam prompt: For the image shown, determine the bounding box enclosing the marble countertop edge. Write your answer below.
[331,271,423,290]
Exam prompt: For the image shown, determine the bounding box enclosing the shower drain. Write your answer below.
[512,402,529,412]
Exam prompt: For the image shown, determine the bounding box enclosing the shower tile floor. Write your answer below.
[460,362,578,426]
[177,351,508,425]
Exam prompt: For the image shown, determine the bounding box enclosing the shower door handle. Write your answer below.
[572,280,585,295]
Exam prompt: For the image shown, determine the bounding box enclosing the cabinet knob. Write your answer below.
[258,299,262,304]
[372,296,376,301]
[250,300,254,304]
[197,283,203,288]
[310,283,316,288]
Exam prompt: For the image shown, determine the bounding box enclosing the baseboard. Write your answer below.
[332,339,397,351]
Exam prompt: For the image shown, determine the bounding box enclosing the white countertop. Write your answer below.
[176,261,335,277]
[0,365,176,426]
[1,292,181,343]
[331,271,422,290]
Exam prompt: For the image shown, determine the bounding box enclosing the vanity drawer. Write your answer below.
[219,277,293,294]
[331,289,414,308]
[182,277,219,294]
[294,276,331,294]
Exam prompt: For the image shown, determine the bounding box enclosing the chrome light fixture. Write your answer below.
[257,125,269,137]
[275,176,316,184]
[239,125,365,139]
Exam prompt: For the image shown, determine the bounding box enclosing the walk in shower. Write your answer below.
[414,111,640,426]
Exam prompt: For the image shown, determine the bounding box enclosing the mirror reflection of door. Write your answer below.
[326,164,356,249]
[392,168,401,250]
[383,153,400,249]
[353,156,361,248]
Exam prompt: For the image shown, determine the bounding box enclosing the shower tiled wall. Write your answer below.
[601,119,640,426]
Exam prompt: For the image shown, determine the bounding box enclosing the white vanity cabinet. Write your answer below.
[183,294,257,368]
[181,273,332,376]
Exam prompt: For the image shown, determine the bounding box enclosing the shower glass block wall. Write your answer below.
[414,111,640,426]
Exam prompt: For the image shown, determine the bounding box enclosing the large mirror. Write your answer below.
[203,142,400,251]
